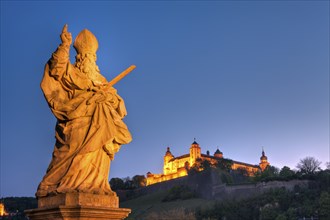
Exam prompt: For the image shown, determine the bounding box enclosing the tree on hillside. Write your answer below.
[216,158,233,172]
[110,177,125,190]
[188,158,204,175]
[325,162,330,170]
[122,176,134,189]
[296,156,321,175]
[319,191,330,218]
[263,165,279,177]
[132,175,147,188]
[279,166,295,179]
[201,159,212,170]
[254,165,279,182]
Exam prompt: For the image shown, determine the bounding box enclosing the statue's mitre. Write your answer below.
[73,29,98,54]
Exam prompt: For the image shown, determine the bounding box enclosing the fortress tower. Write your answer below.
[163,147,174,175]
[189,140,201,166]
[259,149,270,171]
[214,148,223,158]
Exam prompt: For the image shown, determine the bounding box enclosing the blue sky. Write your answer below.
[1,1,329,197]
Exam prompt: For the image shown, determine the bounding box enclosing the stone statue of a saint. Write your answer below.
[36,25,132,198]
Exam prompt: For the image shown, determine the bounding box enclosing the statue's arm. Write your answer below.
[108,87,128,118]
[49,24,72,79]
[41,25,75,116]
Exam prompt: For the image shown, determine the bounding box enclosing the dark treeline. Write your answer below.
[109,174,147,191]
[0,197,36,220]
[189,156,328,185]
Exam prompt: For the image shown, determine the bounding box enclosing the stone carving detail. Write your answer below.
[36,25,132,198]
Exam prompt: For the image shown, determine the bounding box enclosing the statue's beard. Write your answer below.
[75,56,100,82]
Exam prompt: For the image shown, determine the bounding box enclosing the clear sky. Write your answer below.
[1,1,329,197]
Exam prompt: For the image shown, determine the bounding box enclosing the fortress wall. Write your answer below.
[135,171,215,198]
[118,169,311,202]
[118,171,215,201]
[212,179,310,201]
[117,175,190,201]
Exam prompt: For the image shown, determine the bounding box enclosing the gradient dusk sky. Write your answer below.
[1,1,329,197]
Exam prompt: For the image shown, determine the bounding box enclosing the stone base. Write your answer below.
[37,192,119,209]
[25,205,131,220]
[25,193,131,220]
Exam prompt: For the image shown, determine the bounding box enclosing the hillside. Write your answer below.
[120,189,213,220]
[119,169,330,220]
[120,181,330,220]
[1,168,329,220]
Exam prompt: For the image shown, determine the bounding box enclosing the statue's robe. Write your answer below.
[36,44,132,197]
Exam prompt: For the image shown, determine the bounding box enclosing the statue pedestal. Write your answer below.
[25,193,131,220]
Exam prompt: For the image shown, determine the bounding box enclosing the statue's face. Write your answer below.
[75,53,95,72]
[76,53,96,64]
[75,53,100,81]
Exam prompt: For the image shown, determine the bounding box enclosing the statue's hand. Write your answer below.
[86,88,119,108]
[60,24,72,46]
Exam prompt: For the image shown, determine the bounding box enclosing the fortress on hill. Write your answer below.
[146,140,270,185]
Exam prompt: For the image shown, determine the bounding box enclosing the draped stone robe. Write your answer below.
[36,43,132,198]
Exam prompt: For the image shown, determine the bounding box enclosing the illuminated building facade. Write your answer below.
[147,140,270,185]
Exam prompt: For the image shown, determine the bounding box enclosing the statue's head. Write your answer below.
[73,29,102,82]
[73,29,98,55]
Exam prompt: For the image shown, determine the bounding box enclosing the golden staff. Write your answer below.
[108,65,136,87]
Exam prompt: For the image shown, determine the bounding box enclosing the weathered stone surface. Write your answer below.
[25,205,131,220]
[38,193,119,209]
[25,24,134,219]
[36,24,133,198]
[25,192,130,220]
